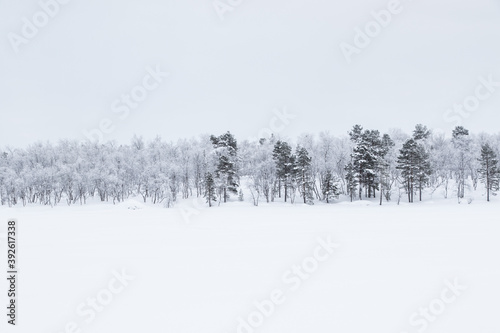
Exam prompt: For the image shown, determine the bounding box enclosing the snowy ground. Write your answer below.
[1,197,499,333]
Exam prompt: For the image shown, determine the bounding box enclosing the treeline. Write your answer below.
[0,125,499,207]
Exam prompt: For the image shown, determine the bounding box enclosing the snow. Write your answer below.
[1,199,499,333]
[118,199,146,210]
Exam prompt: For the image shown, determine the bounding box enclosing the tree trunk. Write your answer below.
[379,178,383,205]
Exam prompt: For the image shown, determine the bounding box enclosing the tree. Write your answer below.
[396,137,431,203]
[322,170,339,203]
[244,137,277,204]
[451,126,473,200]
[378,134,395,205]
[203,172,217,207]
[414,144,432,201]
[413,124,431,141]
[349,125,382,199]
[429,133,453,199]
[295,146,314,204]
[273,140,296,202]
[210,132,239,203]
[344,160,358,202]
[397,139,418,202]
[361,129,382,198]
[478,143,500,201]
[411,124,432,201]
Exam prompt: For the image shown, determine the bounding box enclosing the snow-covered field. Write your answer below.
[1,199,499,333]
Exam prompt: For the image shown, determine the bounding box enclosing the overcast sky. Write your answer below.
[1,0,500,147]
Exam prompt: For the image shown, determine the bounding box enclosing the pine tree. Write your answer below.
[378,133,395,205]
[365,129,384,198]
[210,132,239,203]
[397,139,419,203]
[273,140,295,202]
[322,170,339,203]
[348,125,365,200]
[295,146,314,204]
[411,124,432,201]
[451,126,472,200]
[348,125,383,200]
[478,143,500,201]
[344,160,358,202]
[413,124,431,141]
[203,172,217,207]
[415,144,432,201]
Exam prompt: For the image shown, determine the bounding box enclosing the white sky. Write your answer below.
[1,0,500,147]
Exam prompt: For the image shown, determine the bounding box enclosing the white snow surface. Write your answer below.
[0,198,499,333]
